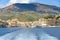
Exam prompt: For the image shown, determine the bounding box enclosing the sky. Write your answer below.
[0,0,60,8]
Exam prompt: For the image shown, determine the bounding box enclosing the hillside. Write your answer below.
[0,3,60,21]
[0,11,42,21]
[0,3,60,14]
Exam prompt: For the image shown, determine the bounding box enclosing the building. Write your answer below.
[39,18,56,27]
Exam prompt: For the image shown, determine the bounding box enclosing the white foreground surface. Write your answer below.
[0,28,58,40]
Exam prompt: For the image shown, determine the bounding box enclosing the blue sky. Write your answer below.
[36,0,60,7]
[0,0,60,8]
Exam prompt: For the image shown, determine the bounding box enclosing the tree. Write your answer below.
[0,21,8,28]
[43,14,55,19]
[56,16,60,19]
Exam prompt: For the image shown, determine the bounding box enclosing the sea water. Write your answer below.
[0,27,60,40]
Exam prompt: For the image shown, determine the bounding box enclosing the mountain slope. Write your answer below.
[0,3,60,14]
[0,3,60,21]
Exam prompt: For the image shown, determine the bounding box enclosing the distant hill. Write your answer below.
[0,3,60,14]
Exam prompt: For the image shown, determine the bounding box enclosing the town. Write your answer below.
[0,16,60,28]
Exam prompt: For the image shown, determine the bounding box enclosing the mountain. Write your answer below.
[0,3,60,14]
[0,3,60,21]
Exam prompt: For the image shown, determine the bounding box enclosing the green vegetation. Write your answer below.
[0,11,60,22]
[0,11,42,21]
[43,14,55,19]
[56,16,60,19]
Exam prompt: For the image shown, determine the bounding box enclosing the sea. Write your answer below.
[0,27,60,40]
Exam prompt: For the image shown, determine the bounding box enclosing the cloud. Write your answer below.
[0,0,36,8]
[4,0,35,8]
[6,0,16,6]
[1,0,17,8]
[8,0,36,5]
[8,0,33,5]
[15,0,30,3]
